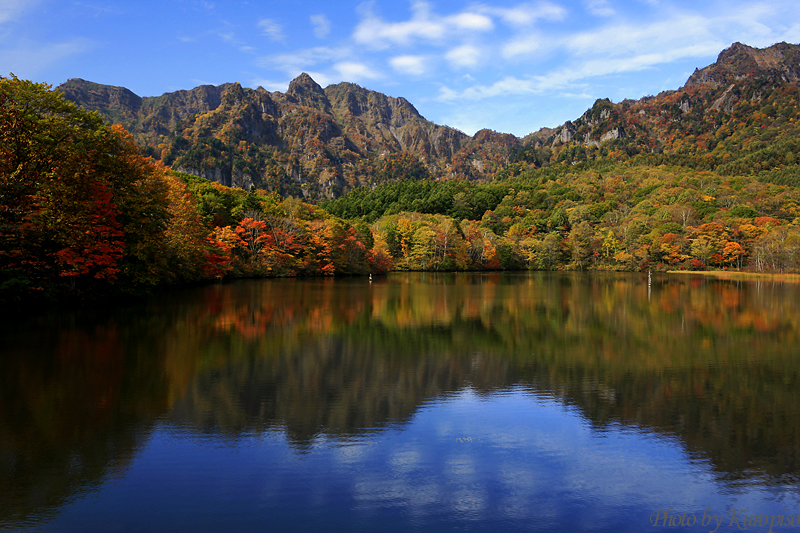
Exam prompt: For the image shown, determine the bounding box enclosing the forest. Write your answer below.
[3,71,800,304]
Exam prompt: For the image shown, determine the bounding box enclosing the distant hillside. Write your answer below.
[60,41,800,201]
[685,41,800,87]
[523,42,800,185]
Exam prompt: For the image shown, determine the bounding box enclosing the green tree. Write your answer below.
[536,232,562,270]
[568,221,595,270]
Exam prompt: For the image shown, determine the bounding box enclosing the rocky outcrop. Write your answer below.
[600,127,624,141]
[553,122,575,144]
[710,84,737,113]
[522,127,556,147]
[539,42,800,156]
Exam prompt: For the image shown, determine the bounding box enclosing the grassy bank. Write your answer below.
[668,271,800,282]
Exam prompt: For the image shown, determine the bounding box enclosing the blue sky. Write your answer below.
[2,0,798,137]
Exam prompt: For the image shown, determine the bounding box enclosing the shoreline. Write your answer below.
[667,270,800,282]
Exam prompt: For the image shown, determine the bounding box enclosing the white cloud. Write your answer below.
[444,37,727,104]
[446,12,493,32]
[445,45,481,68]
[716,4,787,46]
[438,76,540,102]
[502,34,543,59]
[545,43,724,87]
[334,61,381,81]
[310,14,330,38]
[250,77,289,92]
[258,18,283,41]
[0,0,35,24]
[258,46,349,74]
[440,41,715,103]
[259,0,797,135]
[257,48,378,86]
[566,15,717,57]
[390,55,428,75]
[778,22,800,46]
[303,71,335,87]
[584,0,615,17]
[354,2,444,48]
[479,2,567,27]
[72,2,125,17]
[353,1,493,49]
[566,4,800,61]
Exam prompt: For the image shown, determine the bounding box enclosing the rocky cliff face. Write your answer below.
[58,79,142,124]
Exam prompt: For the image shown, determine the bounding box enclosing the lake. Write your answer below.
[2,272,800,532]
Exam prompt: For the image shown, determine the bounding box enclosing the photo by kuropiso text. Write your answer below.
[651,507,800,531]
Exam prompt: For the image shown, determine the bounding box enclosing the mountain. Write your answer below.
[60,41,800,200]
[59,75,518,200]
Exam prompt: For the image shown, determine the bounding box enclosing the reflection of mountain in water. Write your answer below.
[3,272,800,527]
[167,273,800,482]
[168,333,485,446]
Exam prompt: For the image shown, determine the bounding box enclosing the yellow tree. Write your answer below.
[410,225,436,270]
[396,218,414,260]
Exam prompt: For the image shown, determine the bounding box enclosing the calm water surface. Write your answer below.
[3,272,800,532]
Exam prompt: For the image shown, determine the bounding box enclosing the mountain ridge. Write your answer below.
[61,73,515,198]
[59,41,800,200]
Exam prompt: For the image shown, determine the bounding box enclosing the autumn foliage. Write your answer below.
[6,72,800,305]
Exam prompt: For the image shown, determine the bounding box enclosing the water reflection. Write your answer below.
[3,272,800,530]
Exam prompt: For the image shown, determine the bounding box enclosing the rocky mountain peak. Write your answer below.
[287,73,329,110]
[288,73,324,94]
[221,82,246,107]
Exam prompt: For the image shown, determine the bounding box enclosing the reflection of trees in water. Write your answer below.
[0,312,169,529]
[3,272,800,527]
